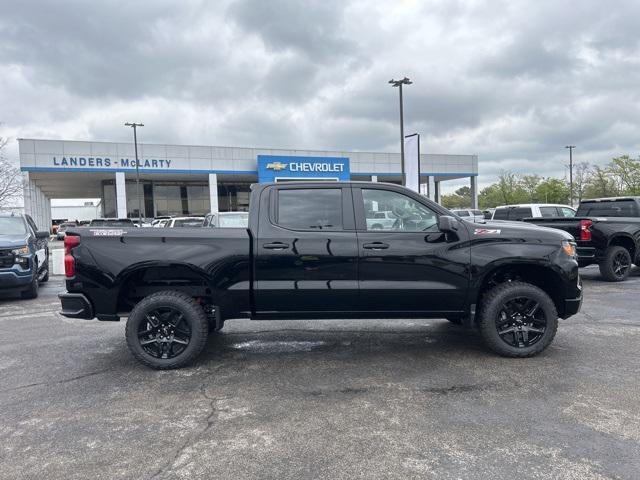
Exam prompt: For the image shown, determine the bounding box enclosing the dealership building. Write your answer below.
[19,139,478,229]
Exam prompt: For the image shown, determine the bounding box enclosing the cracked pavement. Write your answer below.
[0,266,639,479]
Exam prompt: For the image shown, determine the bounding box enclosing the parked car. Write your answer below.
[89,218,135,227]
[56,222,77,240]
[59,181,582,369]
[524,197,640,281]
[203,212,249,228]
[452,209,485,222]
[365,210,397,230]
[151,217,172,228]
[165,217,205,228]
[0,213,50,298]
[492,204,576,221]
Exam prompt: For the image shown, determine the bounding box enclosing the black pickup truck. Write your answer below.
[60,182,582,369]
[524,197,640,282]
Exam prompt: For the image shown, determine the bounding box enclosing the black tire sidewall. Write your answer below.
[125,292,208,369]
[600,246,631,282]
[480,282,558,357]
[22,260,39,299]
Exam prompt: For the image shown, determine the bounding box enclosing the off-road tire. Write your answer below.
[599,246,632,282]
[478,281,558,358]
[125,290,209,370]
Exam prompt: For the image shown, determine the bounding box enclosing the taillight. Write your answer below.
[580,219,592,242]
[64,235,81,277]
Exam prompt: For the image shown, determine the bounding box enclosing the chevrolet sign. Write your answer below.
[258,155,350,183]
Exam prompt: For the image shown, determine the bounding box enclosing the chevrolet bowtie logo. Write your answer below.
[266,162,288,171]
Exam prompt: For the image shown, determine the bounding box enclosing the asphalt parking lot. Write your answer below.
[1,268,639,480]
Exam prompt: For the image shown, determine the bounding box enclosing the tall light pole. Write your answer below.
[565,145,575,206]
[389,77,412,186]
[125,122,144,226]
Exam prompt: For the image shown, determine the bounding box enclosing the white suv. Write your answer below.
[492,204,576,221]
[452,209,485,222]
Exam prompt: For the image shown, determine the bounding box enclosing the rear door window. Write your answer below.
[277,188,343,230]
[493,208,509,220]
[539,207,559,218]
[509,208,533,220]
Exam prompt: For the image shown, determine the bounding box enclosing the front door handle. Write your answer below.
[263,242,290,250]
[363,242,389,250]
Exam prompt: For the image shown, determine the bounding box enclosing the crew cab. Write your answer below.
[0,213,50,298]
[59,182,582,369]
[492,204,576,221]
[524,197,640,281]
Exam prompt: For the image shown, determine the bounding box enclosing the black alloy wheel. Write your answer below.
[479,281,558,358]
[612,250,631,278]
[137,307,191,359]
[125,290,209,369]
[495,297,547,348]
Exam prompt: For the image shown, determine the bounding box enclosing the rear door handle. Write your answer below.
[263,242,290,250]
[363,242,389,250]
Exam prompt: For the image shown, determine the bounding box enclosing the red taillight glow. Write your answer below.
[580,219,592,242]
[64,235,81,277]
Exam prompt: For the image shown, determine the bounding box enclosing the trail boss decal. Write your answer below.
[474,228,501,235]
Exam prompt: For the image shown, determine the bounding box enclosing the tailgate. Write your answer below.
[521,217,585,239]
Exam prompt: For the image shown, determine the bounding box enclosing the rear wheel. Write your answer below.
[478,281,558,357]
[125,291,209,369]
[599,246,632,282]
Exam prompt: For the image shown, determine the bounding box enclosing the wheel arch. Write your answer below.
[608,235,636,262]
[474,262,567,318]
[115,262,216,313]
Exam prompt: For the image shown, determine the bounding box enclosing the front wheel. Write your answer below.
[478,281,558,358]
[599,246,632,282]
[125,291,209,369]
[21,261,39,299]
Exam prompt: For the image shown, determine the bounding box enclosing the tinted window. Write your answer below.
[456,210,470,216]
[539,207,559,218]
[277,189,342,230]
[472,210,483,215]
[509,208,532,220]
[493,208,509,220]
[577,201,638,217]
[363,189,437,232]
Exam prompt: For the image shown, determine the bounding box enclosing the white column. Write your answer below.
[371,175,378,182]
[208,173,219,213]
[115,172,127,218]
[470,176,478,209]
[427,176,436,201]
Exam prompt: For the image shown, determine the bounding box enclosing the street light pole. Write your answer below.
[125,122,144,226]
[565,145,576,206]
[389,77,412,186]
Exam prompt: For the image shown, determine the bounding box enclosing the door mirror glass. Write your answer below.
[36,230,50,239]
[438,215,459,233]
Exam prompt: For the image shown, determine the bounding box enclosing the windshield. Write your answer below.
[0,217,27,235]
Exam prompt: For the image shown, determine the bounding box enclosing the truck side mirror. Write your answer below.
[36,230,50,239]
[438,215,459,233]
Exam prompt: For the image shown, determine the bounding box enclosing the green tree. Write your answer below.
[584,165,619,198]
[0,137,24,210]
[496,171,528,205]
[478,184,504,209]
[519,174,542,202]
[608,155,640,194]
[440,186,471,209]
[572,162,591,203]
[536,178,570,204]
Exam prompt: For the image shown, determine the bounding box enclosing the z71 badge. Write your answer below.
[474,228,501,235]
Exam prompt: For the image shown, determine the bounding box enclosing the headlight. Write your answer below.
[561,240,576,258]
[11,246,29,255]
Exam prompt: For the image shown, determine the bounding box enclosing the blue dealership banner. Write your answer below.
[257,155,350,182]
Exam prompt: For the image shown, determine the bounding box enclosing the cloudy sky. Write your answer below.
[1,0,640,192]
